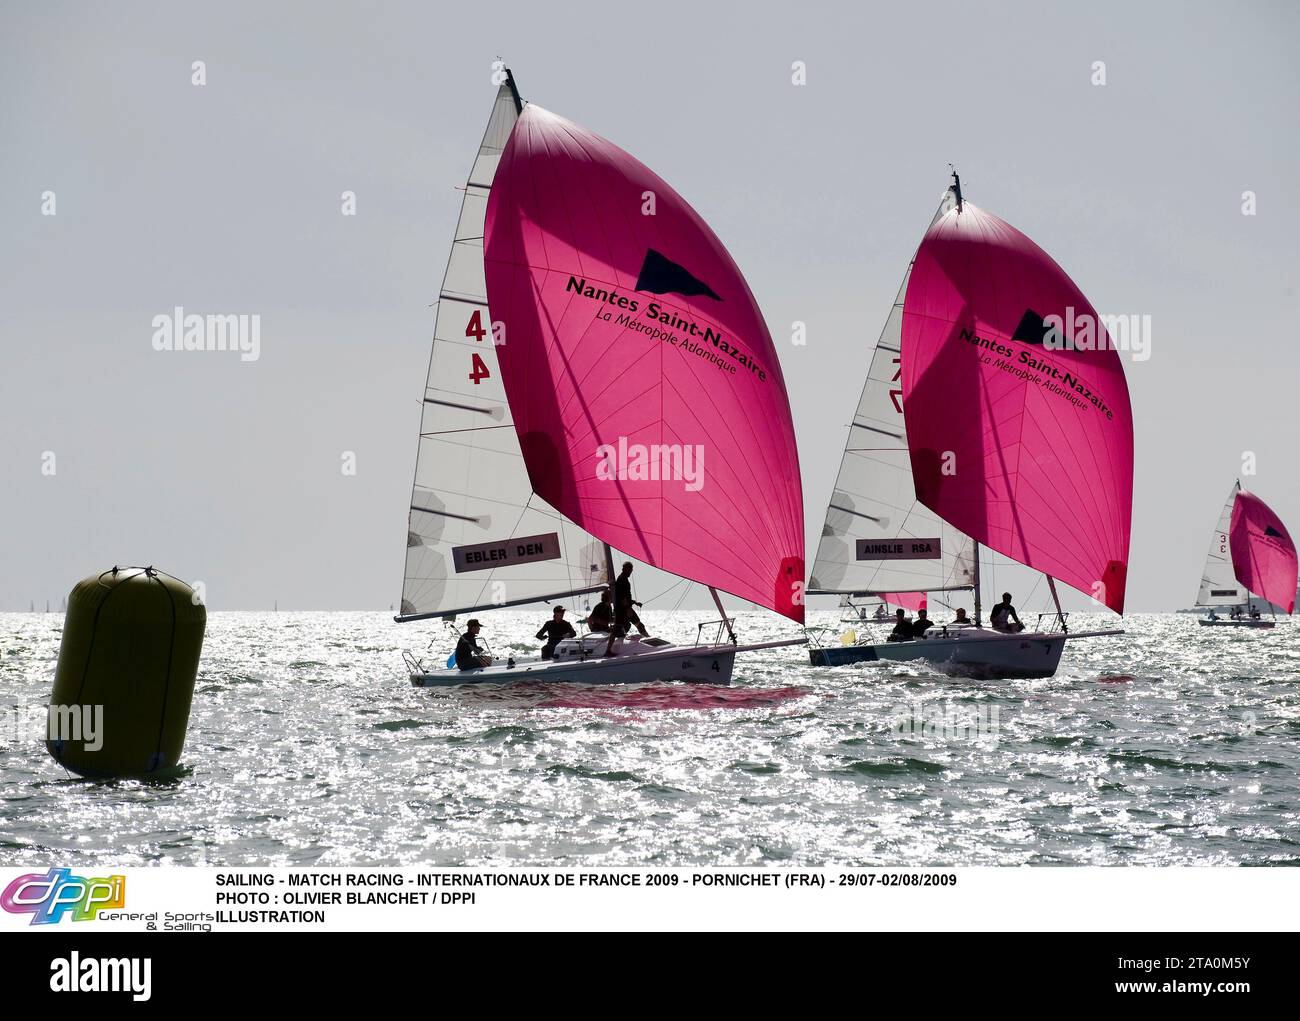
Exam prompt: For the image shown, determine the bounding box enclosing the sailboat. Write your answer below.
[806,174,1132,678]
[838,594,892,625]
[396,70,806,687]
[1194,481,1296,627]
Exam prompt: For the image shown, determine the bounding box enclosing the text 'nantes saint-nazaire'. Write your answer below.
[959,326,1115,421]
[566,276,767,383]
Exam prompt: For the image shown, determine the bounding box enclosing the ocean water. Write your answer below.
[1,610,1297,867]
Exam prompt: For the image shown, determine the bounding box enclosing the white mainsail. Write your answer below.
[808,193,975,600]
[400,80,611,620]
[1195,482,1244,607]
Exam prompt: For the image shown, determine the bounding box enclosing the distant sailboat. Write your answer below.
[807,174,1132,678]
[838,594,892,624]
[397,70,805,686]
[1195,481,1296,627]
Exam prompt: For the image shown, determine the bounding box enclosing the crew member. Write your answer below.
[887,608,913,642]
[454,619,492,670]
[607,562,648,656]
[536,606,577,660]
[584,590,613,632]
[990,593,1024,633]
[613,562,647,637]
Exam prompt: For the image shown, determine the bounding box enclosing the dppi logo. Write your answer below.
[1,868,125,925]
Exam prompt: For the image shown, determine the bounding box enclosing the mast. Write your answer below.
[504,67,523,114]
[972,542,982,626]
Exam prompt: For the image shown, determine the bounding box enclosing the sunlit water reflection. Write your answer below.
[2,611,1297,866]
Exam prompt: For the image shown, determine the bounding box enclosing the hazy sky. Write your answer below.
[2,1,1297,614]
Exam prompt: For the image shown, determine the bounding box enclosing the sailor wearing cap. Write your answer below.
[454,619,492,670]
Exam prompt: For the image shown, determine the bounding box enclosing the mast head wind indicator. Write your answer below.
[948,165,963,212]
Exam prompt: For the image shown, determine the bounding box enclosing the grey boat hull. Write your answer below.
[411,636,803,688]
[809,628,1123,680]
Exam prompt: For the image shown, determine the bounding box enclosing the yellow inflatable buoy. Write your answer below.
[46,567,206,778]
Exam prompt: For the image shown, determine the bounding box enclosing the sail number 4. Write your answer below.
[467,310,490,384]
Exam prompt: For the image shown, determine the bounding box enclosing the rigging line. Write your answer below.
[1021,572,1047,616]
[420,424,513,439]
[465,492,543,614]
[523,489,585,607]
[640,575,688,606]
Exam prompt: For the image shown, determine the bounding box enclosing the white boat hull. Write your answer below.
[410,635,802,687]
[1197,618,1275,628]
[809,628,1124,680]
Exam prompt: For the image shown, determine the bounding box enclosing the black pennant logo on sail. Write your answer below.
[1012,308,1053,345]
[1265,525,1284,538]
[635,249,721,301]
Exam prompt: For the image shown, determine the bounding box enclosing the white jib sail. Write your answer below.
[808,193,974,599]
[400,82,611,620]
[1195,482,1244,607]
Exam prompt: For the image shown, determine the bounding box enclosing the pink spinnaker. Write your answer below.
[899,204,1134,613]
[484,105,805,621]
[884,592,926,612]
[1230,490,1297,613]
